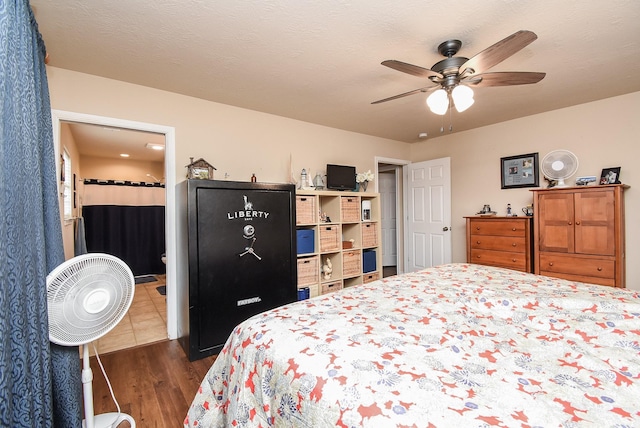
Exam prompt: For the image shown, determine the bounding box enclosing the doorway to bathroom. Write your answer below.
[52,110,177,353]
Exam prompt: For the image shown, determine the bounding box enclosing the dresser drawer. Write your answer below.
[469,219,526,237]
[539,253,615,280]
[470,249,528,271]
[470,235,527,253]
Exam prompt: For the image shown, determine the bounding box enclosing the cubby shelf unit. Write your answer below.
[295,190,382,298]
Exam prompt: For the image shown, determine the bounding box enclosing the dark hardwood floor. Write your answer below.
[90,340,216,427]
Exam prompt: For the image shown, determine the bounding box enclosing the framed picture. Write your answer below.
[599,167,621,185]
[501,152,539,189]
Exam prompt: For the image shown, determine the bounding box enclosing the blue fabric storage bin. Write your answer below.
[297,287,310,301]
[363,249,376,273]
[297,229,314,254]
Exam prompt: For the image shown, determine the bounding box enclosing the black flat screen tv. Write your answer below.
[326,164,356,191]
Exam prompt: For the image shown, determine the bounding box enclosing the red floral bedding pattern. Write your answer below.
[185,263,640,427]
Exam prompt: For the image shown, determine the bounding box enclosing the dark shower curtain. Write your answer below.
[83,204,166,276]
[81,181,166,276]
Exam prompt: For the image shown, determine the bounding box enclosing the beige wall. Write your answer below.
[410,91,640,290]
[47,66,639,290]
[80,155,164,183]
[46,67,412,185]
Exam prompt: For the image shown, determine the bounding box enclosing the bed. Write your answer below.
[185,263,640,427]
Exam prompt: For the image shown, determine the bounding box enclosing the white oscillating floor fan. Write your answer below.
[47,253,136,428]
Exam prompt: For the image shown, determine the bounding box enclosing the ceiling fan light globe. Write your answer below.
[452,85,474,112]
[427,89,449,115]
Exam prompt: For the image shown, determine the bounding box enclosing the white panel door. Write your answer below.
[379,171,397,266]
[406,158,451,272]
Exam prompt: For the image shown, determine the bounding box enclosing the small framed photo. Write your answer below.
[501,153,539,189]
[599,167,621,185]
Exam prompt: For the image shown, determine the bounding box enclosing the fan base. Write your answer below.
[83,412,136,428]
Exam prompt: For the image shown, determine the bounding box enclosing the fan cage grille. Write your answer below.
[541,150,579,180]
[47,253,135,346]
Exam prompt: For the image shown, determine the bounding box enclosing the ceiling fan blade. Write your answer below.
[459,30,538,76]
[465,71,546,87]
[382,60,443,79]
[371,85,439,104]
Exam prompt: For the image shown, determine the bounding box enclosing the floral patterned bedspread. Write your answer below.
[185,263,640,427]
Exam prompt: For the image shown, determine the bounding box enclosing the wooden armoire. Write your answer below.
[531,184,627,287]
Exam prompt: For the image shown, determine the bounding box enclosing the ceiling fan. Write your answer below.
[372,30,546,114]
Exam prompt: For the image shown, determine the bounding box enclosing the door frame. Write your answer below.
[375,156,410,274]
[51,110,179,340]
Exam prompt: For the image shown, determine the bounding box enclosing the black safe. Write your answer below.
[177,180,297,361]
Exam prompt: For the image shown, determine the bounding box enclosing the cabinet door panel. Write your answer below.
[574,191,615,255]
[538,193,574,252]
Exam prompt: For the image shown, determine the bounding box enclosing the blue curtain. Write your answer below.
[0,1,82,427]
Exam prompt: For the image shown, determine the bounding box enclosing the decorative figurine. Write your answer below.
[299,168,315,190]
[313,172,324,190]
[322,258,333,280]
[186,157,216,180]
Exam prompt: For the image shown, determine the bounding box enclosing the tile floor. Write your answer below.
[91,275,168,355]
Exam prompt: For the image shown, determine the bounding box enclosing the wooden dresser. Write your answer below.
[532,184,627,287]
[465,216,533,273]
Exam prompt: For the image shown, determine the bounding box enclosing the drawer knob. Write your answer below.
[476,255,481,259]
[476,227,481,230]
[597,267,602,271]
[476,240,481,244]
[568,221,573,225]
[512,243,517,247]
[576,221,581,225]
[512,228,517,231]
[548,262,554,266]
[512,259,516,262]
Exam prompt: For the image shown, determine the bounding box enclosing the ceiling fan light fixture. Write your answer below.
[452,85,474,112]
[427,89,449,115]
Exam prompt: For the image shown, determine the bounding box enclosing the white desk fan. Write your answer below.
[47,253,136,428]
[541,149,579,187]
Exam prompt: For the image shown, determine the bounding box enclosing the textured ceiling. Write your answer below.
[33,0,640,144]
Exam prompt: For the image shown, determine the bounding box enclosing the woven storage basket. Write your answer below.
[321,280,343,295]
[296,196,316,225]
[341,196,360,223]
[361,223,378,247]
[297,256,319,286]
[342,251,361,277]
[363,272,380,284]
[319,225,340,252]
[308,283,320,298]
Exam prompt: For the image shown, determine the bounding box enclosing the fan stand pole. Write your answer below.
[81,344,136,428]
[81,344,97,428]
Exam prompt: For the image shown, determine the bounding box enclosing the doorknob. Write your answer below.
[442,227,450,231]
